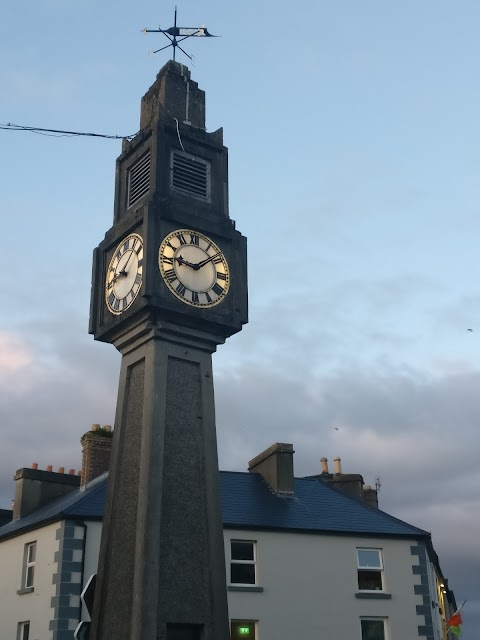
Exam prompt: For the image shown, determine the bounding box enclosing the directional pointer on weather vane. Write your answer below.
[142,6,218,62]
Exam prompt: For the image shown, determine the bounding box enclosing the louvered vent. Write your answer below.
[127,151,150,208]
[170,151,210,201]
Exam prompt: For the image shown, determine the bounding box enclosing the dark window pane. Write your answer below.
[231,563,255,585]
[231,621,256,640]
[358,570,383,590]
[28,544,36,563]
[25,566,34,588]
[22,623,30,640]
[231,541,254,561]
[361,620,385,640]
[357,549,381,569]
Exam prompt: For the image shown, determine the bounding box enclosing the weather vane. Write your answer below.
[142,6,218,62]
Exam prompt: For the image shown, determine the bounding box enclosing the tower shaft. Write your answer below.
[90,321,229,640]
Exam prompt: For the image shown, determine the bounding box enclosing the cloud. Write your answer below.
[0,319,118,507]
[0,333,35,393]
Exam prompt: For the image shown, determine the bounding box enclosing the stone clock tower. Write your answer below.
[89,61,248,640]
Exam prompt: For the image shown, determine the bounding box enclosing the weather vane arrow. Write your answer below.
[142,6,218,62]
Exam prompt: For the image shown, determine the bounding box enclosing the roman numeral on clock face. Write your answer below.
[212,283,224,296]
[176,282,187,296]
[164,269,177,283]
[217,272,227,281]
[189,233,199,246]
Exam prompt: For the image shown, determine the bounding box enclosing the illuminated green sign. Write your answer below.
[238,628,250,635]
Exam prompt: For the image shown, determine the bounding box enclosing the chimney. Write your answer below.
[81,424,113,487]
[363,485,379,509]
[311,456,366,502]
[333,457,342,475]
[248,443,295,495]
[12,466,80,519]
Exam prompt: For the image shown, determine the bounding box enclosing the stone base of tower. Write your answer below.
[90,320,230,640]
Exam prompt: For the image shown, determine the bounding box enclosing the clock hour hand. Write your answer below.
[108,270,127,289]
[176,254,199,270]
[195,251,222,269]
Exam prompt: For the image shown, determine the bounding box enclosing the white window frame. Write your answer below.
[24,542,36,589]
[356,548,384,592]
[17,620,30,640]
[360,617,388,640]
[230,540,257,586]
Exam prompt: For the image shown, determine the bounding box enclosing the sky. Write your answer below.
[1,0,479,635]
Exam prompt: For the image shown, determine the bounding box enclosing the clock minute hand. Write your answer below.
[196,251,222,269]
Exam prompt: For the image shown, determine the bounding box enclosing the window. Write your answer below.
[361,618,387,640]
[357,548,383,591]
[21,542,36,590]
[230,540,256,585]
[17,621,30,640]
[231,621,256,640]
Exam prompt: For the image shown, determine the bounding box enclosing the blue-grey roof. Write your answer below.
[0,471,427,540]
[221,472,427,536]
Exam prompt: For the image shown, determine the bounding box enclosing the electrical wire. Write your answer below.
[0,122,139,140]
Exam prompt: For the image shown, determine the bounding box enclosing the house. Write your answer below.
[0,429,457,640]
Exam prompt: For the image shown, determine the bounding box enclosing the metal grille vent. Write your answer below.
[170,151,210,201]
[127,151,150,208]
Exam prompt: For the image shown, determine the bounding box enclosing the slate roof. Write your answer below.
[0,471,428,541]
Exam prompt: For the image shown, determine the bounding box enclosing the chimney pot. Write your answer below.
[46,465,53,472]
[103,425,111,432]
[31,463,38,470]
[58,467,65,474]
[92,424,100,432]
[333,457,342,475]
[68,469,75,475]
[320,457,329,474]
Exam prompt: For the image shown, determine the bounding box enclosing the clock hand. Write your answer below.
[176,254,199,270]
[195,251,222,269]
[108,270,128,289]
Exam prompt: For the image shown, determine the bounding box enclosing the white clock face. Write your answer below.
[105,233,143,315]
[158,229,229,308]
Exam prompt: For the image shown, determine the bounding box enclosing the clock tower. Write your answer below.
[89,61,248,640]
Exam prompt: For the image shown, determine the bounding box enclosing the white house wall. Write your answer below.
[0,522,58,640]
[0,521,437,639]
[224,529,427,639]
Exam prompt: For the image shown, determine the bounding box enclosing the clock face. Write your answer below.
[158,229,230,308]
[105,233,144,315]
